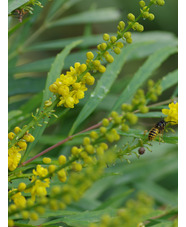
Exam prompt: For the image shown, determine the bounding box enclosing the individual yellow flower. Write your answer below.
[33,164,48,178]
[11,192,26,208]
[162,102,178,124]
[25,179,50,201]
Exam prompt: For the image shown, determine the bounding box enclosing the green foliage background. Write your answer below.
[8,0,178,226]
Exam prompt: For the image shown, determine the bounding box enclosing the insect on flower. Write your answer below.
[148,119,176,141]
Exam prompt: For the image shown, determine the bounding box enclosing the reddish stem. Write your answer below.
[21,121,103,166]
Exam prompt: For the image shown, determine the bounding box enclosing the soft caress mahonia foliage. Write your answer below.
[8,1,179,227]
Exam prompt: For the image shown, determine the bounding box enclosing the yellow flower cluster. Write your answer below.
[8,127,35,171]
[88,192,154,227]
[162,102,178,124]
[25,165,50,201]
[49,62,95,108]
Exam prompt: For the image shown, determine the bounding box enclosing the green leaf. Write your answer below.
[8,0,29,14]
[21,40,82,162]
[112,46,178,111]
[8,110,22,121]
[49,8,121,27]
[27,31,177,51]
[136,112,163,118]
[43,208,116,226]
[135,181,177,206]
[161,69,178,91]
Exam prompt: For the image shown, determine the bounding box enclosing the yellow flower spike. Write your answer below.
[58,155,66,165]
[18,182,27,192]
[43,157,52,164]
[8,132,15,140]
[162,102,178,124]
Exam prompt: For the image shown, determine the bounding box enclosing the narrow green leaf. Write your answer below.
[8,0,29,14]
[135,181,177,206]
[22,40,82,162]
[49,8,121,27]
[161,69,178,91]
[8,110,22,121]
[27,31,177,51]
[136,112,163,118]
[112,46,178,111]
[43,208,116,226]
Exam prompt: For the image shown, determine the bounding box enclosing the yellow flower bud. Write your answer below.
[58,155,66,165]
[139,1,146,7]
[127,13,135,21]
[114,47,121,54]
[124,32,131,39]
[14,126,21,134]
[103,33,110,41]
[30,212,38,221]
[48,164,56,173]
[110,36,117,43]
[100,43,107,51]
[102,118,109,126]
[98,65,106,73]
[86,51,94,60]
[8,132,15,140]
[43,157,51,164]
[148,13,155,20]
[17,141,27,150]
[18,182,26,192]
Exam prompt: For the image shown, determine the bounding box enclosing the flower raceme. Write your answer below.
[48,1,165,110]
[8,127,35,171]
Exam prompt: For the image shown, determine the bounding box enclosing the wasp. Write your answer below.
[148,120,175,141]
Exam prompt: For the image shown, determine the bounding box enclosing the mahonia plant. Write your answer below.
[8,1,178,226]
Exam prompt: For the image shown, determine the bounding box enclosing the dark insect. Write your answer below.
[148,120,175,141]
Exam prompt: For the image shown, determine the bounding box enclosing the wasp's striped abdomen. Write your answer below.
[148,127,159,141]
